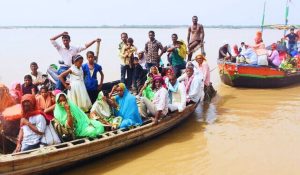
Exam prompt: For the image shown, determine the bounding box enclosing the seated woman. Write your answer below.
[0,83,15,113]
[10,82,22,104]
[54,93,105,139]
[141,76,169,124]
[36,86,55,120]
[268,43,281,68]
[90,91,122,129]
[107,83,142,129]
[138,66,161,100]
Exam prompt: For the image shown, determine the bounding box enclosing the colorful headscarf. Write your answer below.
[21,94,51,124]
[151,75,165,90]
[118,83,126,91]
[0,83,15,112]
[195,54,206,61]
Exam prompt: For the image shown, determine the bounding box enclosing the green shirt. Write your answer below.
[170,49,185,66]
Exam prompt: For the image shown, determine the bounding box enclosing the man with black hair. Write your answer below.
[50,31,100,90]
[144,31,165,72]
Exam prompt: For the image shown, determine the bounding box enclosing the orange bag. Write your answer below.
[2,104,23,121]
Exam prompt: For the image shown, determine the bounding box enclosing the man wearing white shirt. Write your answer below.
[165,74,186,112]
[142,76,169,124]
[14,94,47,152]
[183,65,202,104]
[50,31,100,90]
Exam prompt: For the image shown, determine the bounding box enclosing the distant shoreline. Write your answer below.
[0,25,262,29]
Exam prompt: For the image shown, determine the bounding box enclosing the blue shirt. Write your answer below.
[82,63,102,91]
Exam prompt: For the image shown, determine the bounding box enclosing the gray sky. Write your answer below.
[1,0,299,26]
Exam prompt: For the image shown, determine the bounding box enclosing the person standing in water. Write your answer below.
[187,16,205,61]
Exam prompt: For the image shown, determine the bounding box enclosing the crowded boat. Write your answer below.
[0,18,217,155]
[218,27,300,88]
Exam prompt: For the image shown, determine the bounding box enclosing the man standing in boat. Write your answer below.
[50,32,100,90]
[187,16,205,61]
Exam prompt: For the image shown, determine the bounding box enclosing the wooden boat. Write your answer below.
[218,60,300,88]
[0,80,199,175]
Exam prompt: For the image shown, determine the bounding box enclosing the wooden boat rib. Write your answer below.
[218,61,300,88]
[0,102,198,175]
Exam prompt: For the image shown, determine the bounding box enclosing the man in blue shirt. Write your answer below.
[285,28,298,53]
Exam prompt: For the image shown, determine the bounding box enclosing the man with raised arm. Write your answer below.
[187,16,205,61]
[50,31,100,90]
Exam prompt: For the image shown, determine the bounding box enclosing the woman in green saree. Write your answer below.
[54,93,105,138]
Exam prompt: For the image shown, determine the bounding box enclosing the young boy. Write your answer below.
[30,62,45,87]
[132,57,147,93]
[22,75,38,95]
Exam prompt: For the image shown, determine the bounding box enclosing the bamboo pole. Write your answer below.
[95,39,101,63]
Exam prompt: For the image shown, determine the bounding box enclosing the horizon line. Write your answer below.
[0,25,262,29]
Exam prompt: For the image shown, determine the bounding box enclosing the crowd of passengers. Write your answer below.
[0,30,213,153]
[218,28,300,68]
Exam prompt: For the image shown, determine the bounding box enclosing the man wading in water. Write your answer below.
[187,16,205,61]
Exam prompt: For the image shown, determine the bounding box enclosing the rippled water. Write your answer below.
[1,28,300,175]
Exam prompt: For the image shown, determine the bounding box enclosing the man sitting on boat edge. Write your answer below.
[14,94,47,153]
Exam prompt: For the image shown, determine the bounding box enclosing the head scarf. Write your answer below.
[114,85,142,129]
[118,83,126,91]
[0,83,15,112]
[90,91,111,118]
[54,93,104,138]
[21,94,51,124]
[151,75,164,90]
[150,66,160,76]
[195,54,206,61]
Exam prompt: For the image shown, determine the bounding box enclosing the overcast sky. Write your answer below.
[0,0,299,26]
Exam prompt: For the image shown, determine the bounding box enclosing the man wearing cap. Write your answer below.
[50,32,100,90]
[167,33,187,78]
[284,28,298,53]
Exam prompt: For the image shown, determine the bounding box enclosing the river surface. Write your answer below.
[1,28,300,175]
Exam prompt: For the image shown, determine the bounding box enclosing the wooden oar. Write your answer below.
[95,39,101,63]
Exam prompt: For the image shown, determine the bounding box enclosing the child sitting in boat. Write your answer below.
[132,57,147,93]
[36,86,56,120]
[82,51,104,104]
[22,75,38,95]
[58,55,92,112]
[30,62,45,88]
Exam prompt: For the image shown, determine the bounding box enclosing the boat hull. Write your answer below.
[218,61,300,88]
[0,102,198,175]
